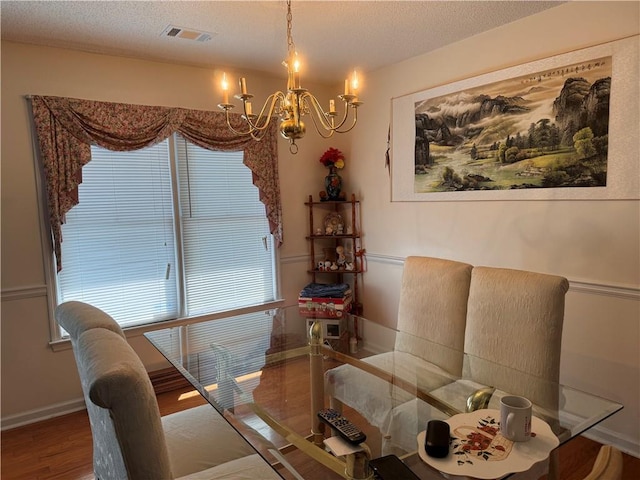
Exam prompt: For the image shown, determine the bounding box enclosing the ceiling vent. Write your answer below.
[161,25,214,42]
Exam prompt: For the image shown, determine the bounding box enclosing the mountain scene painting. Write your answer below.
[414,56,612,193]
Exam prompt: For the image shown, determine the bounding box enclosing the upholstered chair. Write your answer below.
[463,267,569,408]
[384,266,569,477]
[56,301,281,480]
[324,256,472,434]
[583,445,623,480]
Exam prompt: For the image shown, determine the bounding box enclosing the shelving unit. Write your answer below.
[304,194,363,315]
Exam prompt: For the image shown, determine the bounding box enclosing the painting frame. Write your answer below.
[390,37,639,202]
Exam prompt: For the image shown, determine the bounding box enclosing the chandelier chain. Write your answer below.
[286,0,295,56]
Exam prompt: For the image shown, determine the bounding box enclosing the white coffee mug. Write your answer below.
[500,395,532,442]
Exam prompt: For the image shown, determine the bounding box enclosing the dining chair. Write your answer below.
[383,266,569,475]
[463,266,569,409]
[325,256,472,433]
[583,445,623,480]
[56,301,282,480]
[461,266,568,480]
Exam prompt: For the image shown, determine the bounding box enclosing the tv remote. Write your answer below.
[317,408,367,444]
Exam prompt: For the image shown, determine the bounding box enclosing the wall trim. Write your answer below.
[569,280,640,300]
[1,284,48,301]
[1,370,190,431]
[583,424,640,459]
[8,257,638,302]
[357,253,640,300]
[1,397,86,431]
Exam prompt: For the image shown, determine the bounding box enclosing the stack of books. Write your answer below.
[298,282,352,318]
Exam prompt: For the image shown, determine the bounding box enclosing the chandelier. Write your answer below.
[217,0,363,154]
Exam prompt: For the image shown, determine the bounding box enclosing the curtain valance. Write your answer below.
[30,95,282,271]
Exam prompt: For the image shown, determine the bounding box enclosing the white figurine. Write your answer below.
[336,246,346,267]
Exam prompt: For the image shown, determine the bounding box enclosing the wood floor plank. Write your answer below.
[2,363,638,480]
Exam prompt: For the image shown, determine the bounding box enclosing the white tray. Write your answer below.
[417,409,559,479]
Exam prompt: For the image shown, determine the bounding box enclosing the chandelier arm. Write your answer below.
[302,93,352,133]
[302,98,340,139]
[224,109,259,137]
[307,112,337,139]
[254,92,286,130]
[332,106,360,134]
[241,92,286,133]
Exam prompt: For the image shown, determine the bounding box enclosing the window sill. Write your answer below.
[49,299,285,352]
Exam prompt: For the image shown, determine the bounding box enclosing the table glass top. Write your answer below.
[144,306,622,479]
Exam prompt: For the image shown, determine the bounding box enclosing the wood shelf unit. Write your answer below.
[304,194,363,315]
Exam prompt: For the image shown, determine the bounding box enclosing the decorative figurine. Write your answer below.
[336,246,346,267]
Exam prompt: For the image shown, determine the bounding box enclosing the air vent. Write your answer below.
[161,25,214,42]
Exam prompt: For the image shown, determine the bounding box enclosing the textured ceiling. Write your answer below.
[1,1,564,84]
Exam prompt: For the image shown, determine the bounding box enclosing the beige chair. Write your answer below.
[384,265,569,475]
[56,301,282,480]
[583,445,623,480]
[463,266,569,408]
[325,256,472,432]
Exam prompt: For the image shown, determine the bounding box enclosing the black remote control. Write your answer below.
[317,408,367,444]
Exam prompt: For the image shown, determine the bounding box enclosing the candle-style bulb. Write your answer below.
[351,70,359,93]
[293,52,301,88]
[221,72,229,104]
[293,53,300,73]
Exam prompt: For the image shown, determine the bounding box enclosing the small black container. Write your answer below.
[425,420,450,458]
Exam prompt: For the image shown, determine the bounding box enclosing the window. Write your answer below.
[54,135,277,336]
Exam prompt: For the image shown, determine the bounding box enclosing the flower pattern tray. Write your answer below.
[417,409,559,479]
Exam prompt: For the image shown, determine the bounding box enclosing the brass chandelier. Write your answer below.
[217,0,362,154]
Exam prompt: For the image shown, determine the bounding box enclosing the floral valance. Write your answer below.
[30,95,282,271]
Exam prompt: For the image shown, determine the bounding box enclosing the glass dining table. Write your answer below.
[144,306,623,480]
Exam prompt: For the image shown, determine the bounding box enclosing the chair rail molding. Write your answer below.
[1,284,48,301]
[361,253,640,300]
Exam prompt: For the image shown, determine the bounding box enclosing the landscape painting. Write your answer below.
[413,56,612,194]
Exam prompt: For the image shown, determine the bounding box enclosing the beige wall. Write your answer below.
[0,41,340,422]
[347,1,639,454]
[1,0,638,456]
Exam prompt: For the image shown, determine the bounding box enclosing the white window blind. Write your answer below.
[175,137,275,316]
[55,135,276,332]
[57,141,177,327]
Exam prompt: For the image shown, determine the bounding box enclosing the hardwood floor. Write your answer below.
[2,371,638,479]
